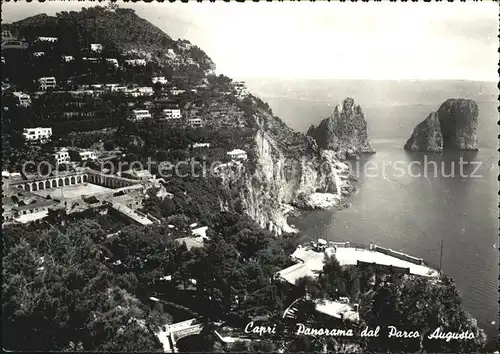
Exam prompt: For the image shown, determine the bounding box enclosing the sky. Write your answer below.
[2,2,498,81]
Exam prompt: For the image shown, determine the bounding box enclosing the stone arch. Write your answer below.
[70,176,75,185]
[77,176,82,183]
[38,182,44,190]
[83,175,88,182]
[58,179,63,187]
[45,181,51,189]
[25,184,31,191]
[32,183,38,191]
[51,180,57,188]
[17,185,24,189]
[64,177,69,186]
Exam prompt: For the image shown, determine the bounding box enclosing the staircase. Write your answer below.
[283,298,306,319]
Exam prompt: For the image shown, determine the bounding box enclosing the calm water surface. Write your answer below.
[264,91,500,338]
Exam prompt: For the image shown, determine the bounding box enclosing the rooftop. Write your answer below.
[277,243,439,285]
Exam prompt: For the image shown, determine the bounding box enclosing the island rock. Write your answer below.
[438,98,479,150]
[307,97,374,160]
[404,112,443,152]
[405,98,479,152]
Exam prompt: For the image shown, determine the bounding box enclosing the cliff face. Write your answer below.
[219,98,354,235]
[405,99,479,152]
[438,99,479,150]
[404,112,443,153]
[308,97,374,159]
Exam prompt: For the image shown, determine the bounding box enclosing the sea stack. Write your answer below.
[307,97,374,159]
[405,98,479,153]
[404,112,443,153]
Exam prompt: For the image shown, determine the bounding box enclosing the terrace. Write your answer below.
[276,241,439,286]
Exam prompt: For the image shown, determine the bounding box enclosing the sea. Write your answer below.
[245,79,499,338]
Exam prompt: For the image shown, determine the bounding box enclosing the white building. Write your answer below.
[131,110,152,121]
[62,55,74,62]
[227,149,247,160]
[137,86,154,96]
[232,81,248,98]
[152,76,168,85]
[106,58,119,67]
[188,118,203,128]
[170,89,186,96]
[53,148,70,164]
[36,37,58,42]
[79,150,97,161]
[13,92,31,107]
[90,43,103,52]
[2,30,14,41]
[38,77,57,90]
[23,127,52,142]
[125,59,147,66]
[105,84,119,91]
[162,108,181,119]
[192,143,211,149]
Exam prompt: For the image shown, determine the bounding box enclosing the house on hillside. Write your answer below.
[161,108,182,120]
[188,118,203,128]
[13,92,31,107]
[90,43,103,52]
[36,37,58,43]
[106,58,119,67]
[227,149,247,161]
[152,76,168,85]
[131,110,152,121]
[53,148,70,165]
[23,127,52,142]
[125,59,147,66]
[38,77,57,90]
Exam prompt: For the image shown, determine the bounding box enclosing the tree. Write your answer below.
[2,221,163,351]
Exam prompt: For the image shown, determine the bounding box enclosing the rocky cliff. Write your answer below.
[307,97,374,159]
[404,112,443,152]
[438,99,479,150]
[405,99,479,152]
[219,96,354,235]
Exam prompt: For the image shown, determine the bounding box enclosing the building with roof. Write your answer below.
[125,59,147,66]
[120,169,154,181]
[227,149,247,161]
[188,118,203,128]
[38,77,57,90]
[13,92,31,107]
[161,108,182,120]
[36,37,58,42]
[90,43,103,52]
[106,58,119,67]
[23,127,52,142]
[131,110,152,121]
[152,76,168,85]
[2,187,58,225]
[53,148,70,165]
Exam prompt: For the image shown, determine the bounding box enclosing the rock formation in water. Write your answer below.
[438,98,479,150]
[404,112,443,153]
[307,97,374,159]
[405,98,479,152]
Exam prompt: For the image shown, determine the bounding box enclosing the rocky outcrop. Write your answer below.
[307,97,374,159]
[405,99,479,152]
[438,99,479,150]
[404,112,443,153]
[218,98,355,235]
